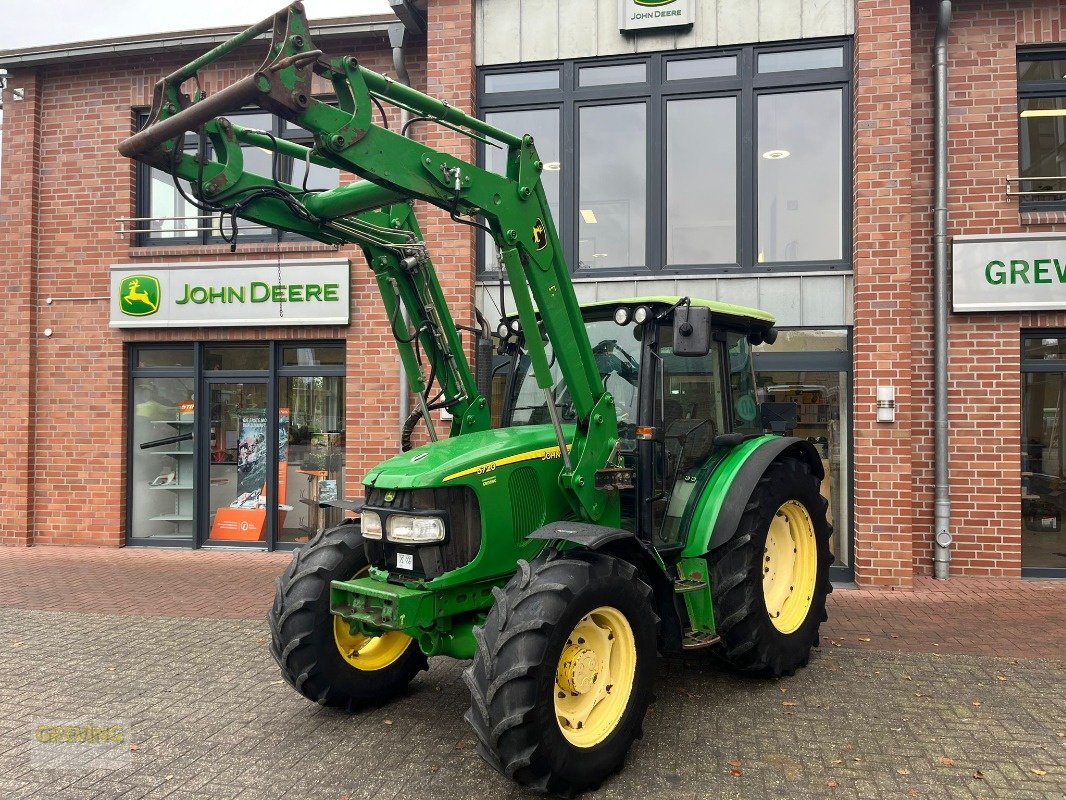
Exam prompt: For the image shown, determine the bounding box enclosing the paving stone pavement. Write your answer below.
[0,606,1063,800]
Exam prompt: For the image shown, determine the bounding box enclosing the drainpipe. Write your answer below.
[933,0,953,579]
[390,21,414,438]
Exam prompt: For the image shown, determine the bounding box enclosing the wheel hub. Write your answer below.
[557,645,600,695]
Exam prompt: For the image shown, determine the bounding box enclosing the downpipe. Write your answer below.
[933,0,953,579]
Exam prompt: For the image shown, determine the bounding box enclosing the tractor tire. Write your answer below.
[705,455,832,678]
[464,550,658,796]
[268,522,428,711]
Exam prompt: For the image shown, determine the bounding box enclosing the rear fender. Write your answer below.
[527,522,683,651]
[680,437,824,558]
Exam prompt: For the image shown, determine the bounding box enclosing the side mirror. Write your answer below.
[672,305,711,356]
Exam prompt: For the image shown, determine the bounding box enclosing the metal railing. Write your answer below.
[114,215,273,238]
[1005,175,1066,199]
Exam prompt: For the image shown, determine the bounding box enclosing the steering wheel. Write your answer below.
[664,416,719,473]
[592,339,640,384]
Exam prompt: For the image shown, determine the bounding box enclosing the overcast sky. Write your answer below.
[0,0,394,51]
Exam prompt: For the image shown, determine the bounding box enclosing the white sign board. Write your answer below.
[952,233,1066,312]
[619,0,693,32]
[110,258,350,328]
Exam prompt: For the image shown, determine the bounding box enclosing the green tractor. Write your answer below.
[119,4,833,794]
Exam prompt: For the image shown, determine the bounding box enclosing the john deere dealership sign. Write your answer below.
[953,234,1066,312]
[110,259,350,328]
[619,0,693,32]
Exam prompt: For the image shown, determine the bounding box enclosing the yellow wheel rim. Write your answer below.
[332,567,414,671]
[554,606,637,748]
[762,500,818,634]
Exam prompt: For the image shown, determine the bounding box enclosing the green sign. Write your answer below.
[952,234,1066,312]
[118,275,161,316]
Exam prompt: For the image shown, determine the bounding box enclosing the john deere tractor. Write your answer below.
[120,4,832,794]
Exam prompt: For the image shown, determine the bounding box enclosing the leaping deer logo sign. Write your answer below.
[119,275,161,316]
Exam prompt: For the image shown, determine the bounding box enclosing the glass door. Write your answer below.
[754,330,852,580]
[200,380,272,548]
[1022,370,1066,571]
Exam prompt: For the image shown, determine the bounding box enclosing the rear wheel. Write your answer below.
[706,456,832,677]
[268,523,428,710]
[464,550,657,795]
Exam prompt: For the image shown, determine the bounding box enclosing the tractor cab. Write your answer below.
[498,296,778,555]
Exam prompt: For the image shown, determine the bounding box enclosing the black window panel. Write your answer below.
[134,104,337,246]
[757,88,844,263]
[665,96,737,266]
[1018,52,1066,208]
[478,39,852,277]
[482,108,562,272]
[758,46,844,73]
[578,103,647,270]
[484,70,561,93]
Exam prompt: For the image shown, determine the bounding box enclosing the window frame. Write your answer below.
[477,38,853,278]
[1017,49,1066,212]
[133,104,336,247]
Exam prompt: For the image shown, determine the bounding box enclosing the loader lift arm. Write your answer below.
[119,1,617,521]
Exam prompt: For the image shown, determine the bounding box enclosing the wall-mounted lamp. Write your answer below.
[876,386,896,423]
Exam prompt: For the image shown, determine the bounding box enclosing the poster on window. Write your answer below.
[209,409,290,540]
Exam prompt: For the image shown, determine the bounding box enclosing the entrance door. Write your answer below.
[1021,334,1066,575]
[199,380,274,548]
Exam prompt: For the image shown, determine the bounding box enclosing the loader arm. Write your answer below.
[118,1,617,521]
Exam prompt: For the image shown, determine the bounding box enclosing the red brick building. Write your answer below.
[1,0,1064,586]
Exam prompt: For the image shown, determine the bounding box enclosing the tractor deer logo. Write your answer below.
[119,275,161,316]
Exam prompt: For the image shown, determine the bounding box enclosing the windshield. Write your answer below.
[506,317,642,450]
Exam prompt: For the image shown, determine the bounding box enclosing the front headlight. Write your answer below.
[361,511,382,539]
[386,515,446,544]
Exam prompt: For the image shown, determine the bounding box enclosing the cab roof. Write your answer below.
[580,296,775,327]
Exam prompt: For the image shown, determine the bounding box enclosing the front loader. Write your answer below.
[119,4,833,795]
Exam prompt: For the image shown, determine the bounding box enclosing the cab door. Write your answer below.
[648,324,727,551]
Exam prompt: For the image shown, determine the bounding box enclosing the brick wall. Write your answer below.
[851,0,915,587]
[903,0,1066,579]
[0,30,441,546]
[0,72,41,546]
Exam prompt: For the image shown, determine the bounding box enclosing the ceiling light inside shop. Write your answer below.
[1020,109,1066,117]
[762,149,791,160]
[581,209,598,224]
[543,161,562,171]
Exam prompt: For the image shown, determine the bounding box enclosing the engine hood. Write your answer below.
[363,425,574,490]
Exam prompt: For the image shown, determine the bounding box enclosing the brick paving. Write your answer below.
[1,546,1064,658]
[0,545,1063,799]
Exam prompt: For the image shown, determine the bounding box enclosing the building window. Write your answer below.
[133,109,338,245]
[478,41,851,276]
[1018,52,1066,206]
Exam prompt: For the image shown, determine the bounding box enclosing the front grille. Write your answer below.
[509,467,544,543]
[364,486,482,579]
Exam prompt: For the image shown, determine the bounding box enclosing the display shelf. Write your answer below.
[148,484,193,490]
[148,514,193,522]
[151,450,193,456]
[151,419,195,425]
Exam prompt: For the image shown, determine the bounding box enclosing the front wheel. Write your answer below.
[268,523,428,710]
[464,551,658,796]
[706,455,833,678]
